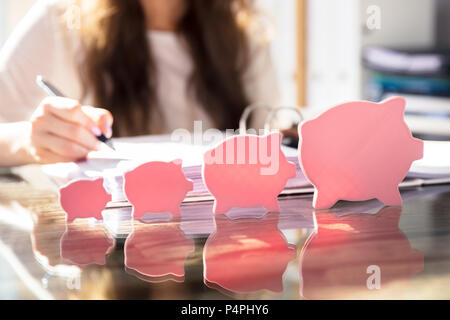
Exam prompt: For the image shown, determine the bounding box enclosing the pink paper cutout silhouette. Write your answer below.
[204,214,296,293]
[60,221,115,266]
[124,221,195,278]
[123,160,194,219]
[202,132,297,214]
[300,207,424,299]
[59,178,111,222]
[298,97,424,209]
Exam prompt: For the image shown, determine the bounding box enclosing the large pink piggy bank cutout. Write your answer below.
[123,160,193,219]
[298,97,424,209]
[204,214,296,293]
[59,178,111,222]
[202,133,296,214]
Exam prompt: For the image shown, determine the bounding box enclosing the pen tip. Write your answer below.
[107,141,116,151]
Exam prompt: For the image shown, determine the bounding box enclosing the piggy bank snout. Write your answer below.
[185,179,194,192]
[104,192,112,203]
[285,162,297,179]
[412,138,424,161]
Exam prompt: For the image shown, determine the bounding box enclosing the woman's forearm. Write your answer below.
[0,122,35,167]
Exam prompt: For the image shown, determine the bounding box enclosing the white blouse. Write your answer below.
[0,0,280,134]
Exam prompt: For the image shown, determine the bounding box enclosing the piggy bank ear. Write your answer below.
[171,159,183,167]
[381,97,406,118]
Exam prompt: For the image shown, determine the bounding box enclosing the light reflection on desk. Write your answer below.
[60,221,115,266]
[300,206,424,299]
[203,213,296,294]
[1,173,449,299]
[124,219,195,282]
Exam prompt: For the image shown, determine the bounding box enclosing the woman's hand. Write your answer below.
[27,97,113,164]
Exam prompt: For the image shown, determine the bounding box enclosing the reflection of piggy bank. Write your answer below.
[204,214,296,293]
[298,97,424,209]
[59,178,111,222]
[123,160,193,219]
[124,221,194,279]
[60,222,115,265]
[202,133,296,214]
[300,207,424,299]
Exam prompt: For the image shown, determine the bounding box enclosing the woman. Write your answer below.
[0,0,279,166]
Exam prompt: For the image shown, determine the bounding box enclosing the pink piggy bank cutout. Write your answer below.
[123,160,193,219]
[202,132,297,214]
[59,178,111,222]
[298,97,424,209]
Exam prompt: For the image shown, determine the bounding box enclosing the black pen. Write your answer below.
[35,75,115,150]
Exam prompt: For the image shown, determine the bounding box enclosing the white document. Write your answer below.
[409,140,450,178]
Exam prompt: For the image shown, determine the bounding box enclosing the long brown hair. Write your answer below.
[76,0,253,136]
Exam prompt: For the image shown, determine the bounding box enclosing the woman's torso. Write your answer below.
[0,0,280,134]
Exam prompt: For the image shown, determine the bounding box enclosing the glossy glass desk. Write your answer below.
[0,171,449,299]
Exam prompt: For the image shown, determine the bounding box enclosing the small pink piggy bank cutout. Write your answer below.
[298,97,424,209]
[59,178,111,222]
[202,133,297,214]
[123,160,193,219]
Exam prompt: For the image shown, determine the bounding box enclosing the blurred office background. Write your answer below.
[1,0,449,140]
